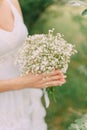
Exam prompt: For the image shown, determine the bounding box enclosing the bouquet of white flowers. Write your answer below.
[15,29,77,106]
[15,29,77,75]
[67,114,87,130]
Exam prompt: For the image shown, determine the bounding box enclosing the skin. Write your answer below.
[0,0,66,92]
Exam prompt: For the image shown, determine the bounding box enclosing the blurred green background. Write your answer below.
[19,0,87,130]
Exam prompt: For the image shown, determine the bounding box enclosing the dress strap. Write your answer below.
[6,0,23,21]
[6,0,14,9]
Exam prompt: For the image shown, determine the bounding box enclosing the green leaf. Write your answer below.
[82,9,87,16]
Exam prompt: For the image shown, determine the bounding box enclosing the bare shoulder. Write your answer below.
[11,0,23,16]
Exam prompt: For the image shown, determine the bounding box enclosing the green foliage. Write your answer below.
[19,0,53,31]
[82,9,87,16]
[18,0,68,32]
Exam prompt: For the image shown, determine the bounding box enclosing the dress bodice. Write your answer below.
[0,0,28,78]
[0,0,28,59]
[0,1,47,130]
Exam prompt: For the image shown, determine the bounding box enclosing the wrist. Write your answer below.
[4,77,24,91]
[10,77,24,90]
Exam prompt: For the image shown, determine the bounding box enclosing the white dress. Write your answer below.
[0,0,47,130]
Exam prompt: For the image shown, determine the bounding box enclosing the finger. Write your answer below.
[52,80,66,86]
[49,74,67,83]
[50,70,61,76]
[36,79,65,87]
[49,70,65,77]
[36,78,66,89]
[42,70,60,77]
[43,75,65,82]
[44,80,66,88]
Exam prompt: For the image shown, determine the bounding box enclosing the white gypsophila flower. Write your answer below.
[15,29,77,75]
[67,114,87,130]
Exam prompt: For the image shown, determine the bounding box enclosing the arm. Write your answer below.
[0,78,21,92]
[0,73,44,92]
[0,70,66,92]
[0,74,41,92]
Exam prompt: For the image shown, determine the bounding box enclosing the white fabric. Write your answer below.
[0,0,47,130]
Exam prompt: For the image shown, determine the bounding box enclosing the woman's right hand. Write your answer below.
[19,69,66,89]
[0,69,66,92]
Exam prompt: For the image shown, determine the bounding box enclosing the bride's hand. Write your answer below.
[20,69,66,89]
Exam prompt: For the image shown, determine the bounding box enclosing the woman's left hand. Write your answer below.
[40,69,66,88]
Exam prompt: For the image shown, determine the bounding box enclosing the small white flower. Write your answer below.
[15,29,77,79]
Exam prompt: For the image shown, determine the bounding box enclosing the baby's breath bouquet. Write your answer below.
[15,29,77,105]
[67,114,87,130]
[15,29,76,75]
